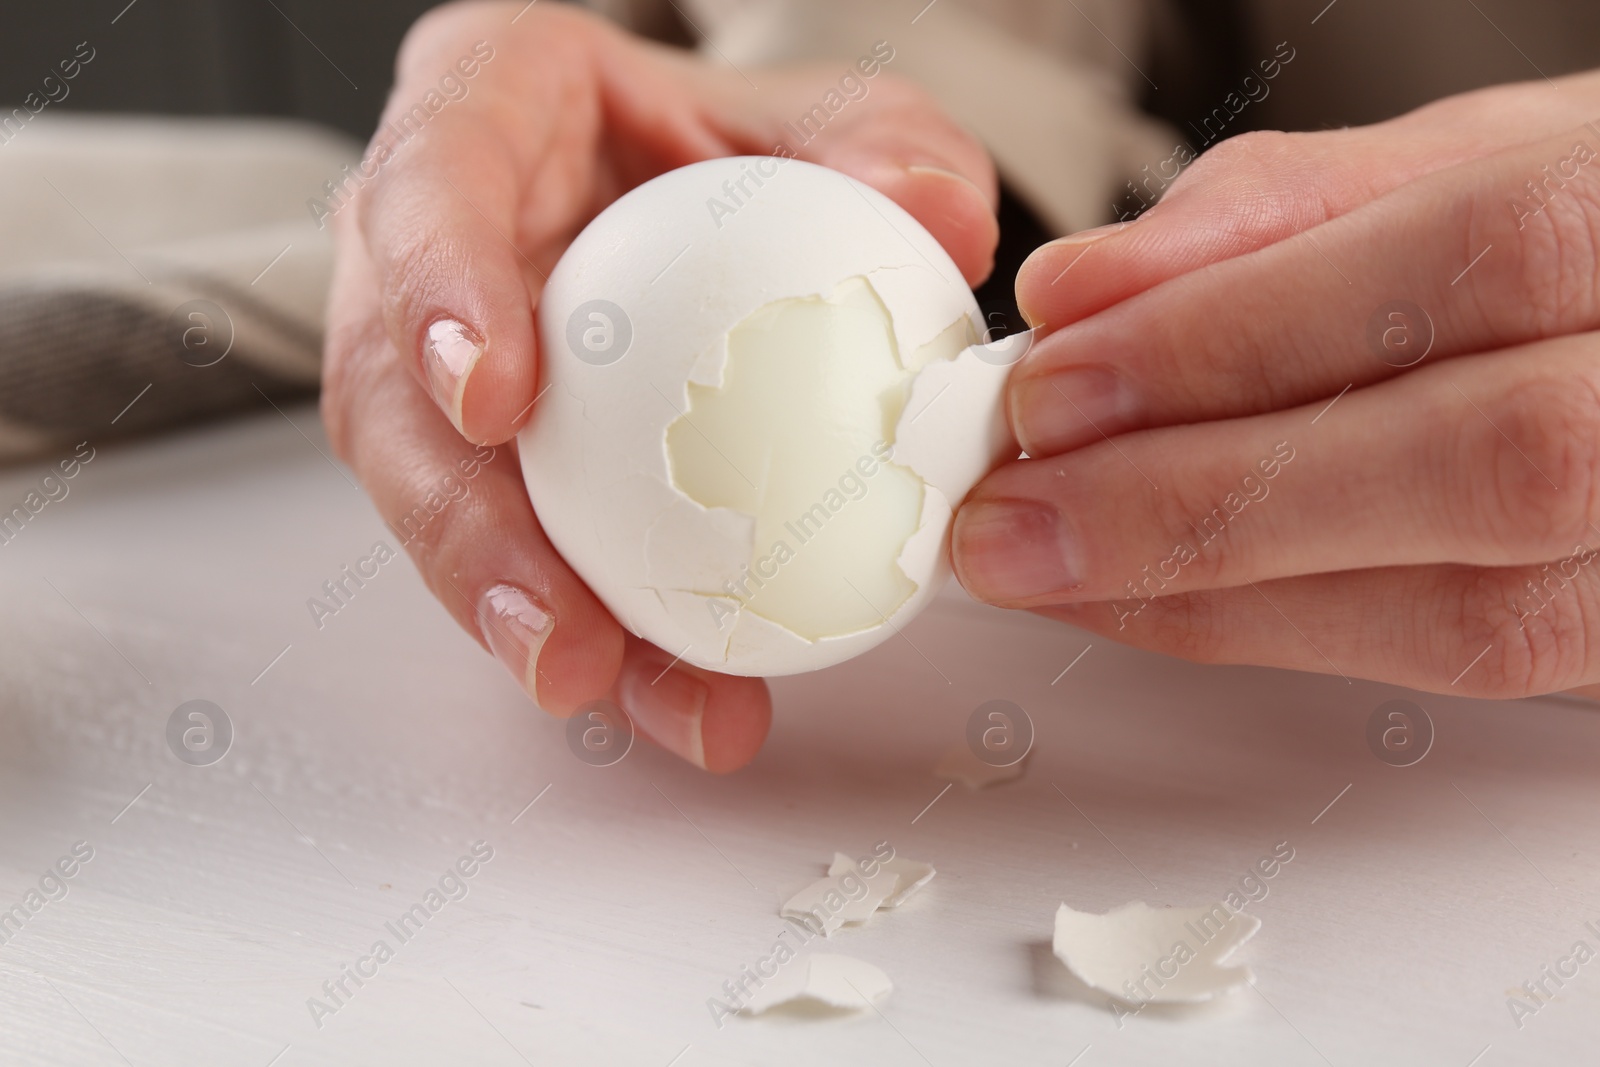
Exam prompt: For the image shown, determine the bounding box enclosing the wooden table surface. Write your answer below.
[0,407,1595,1066]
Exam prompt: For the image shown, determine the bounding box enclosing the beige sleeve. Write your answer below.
[584,0,1178,234]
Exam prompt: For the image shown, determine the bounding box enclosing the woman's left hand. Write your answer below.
[953,73,1600,699]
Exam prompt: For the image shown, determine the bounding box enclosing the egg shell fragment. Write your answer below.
[1051,900,1262,1003]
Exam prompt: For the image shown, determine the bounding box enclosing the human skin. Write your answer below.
[321,1,999,771]
[953,70,1600,700]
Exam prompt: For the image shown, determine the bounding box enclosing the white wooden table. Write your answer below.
[0,407,1594,1066]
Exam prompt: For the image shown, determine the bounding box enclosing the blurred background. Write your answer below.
[0,0,439,139]
[1,0,1598,462]
[7,0,1600,142]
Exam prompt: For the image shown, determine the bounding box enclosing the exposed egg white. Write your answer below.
[519,156,1021,676]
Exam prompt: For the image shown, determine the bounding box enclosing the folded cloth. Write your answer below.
[0,113,358,462]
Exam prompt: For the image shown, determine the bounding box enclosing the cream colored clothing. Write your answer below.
[598,0,1178,232]
[591,0,1600,233]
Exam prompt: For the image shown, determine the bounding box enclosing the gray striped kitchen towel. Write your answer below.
[0,113,358,461]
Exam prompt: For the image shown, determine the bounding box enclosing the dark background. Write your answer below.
[6,0,1600,143]
[0,0,441,139]
[0,0,1255,145]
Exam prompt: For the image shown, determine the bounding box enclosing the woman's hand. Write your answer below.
[954,71,1600,699]
[322,1,998,770]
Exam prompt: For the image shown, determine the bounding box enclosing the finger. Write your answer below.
[322,229,625,717]
[326,215,772,770]
[955,332,1600,607]
[1034,558,1600,700]
[612,635,772,773]
[356,5,593,447]
[802,97,999,287]
[1007,124,1600,457]
[357,112,542,447]
[697,66,1000,287]
[1015,71,1600,333]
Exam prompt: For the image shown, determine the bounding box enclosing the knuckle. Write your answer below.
[394,496,452,576]
[1144,458,1273,592]
[396,3,471,74]
[384,457,478,580]
[1466,373,1600,556]
[1402,81,1542,132]
[318,314,388,465]
[321,321,377,463]
[1125,590,1227,664]
[1451,569,1593,697]
[1541,184,1600,328]
[1195,130,1280,168]
[1160,130,1336,245]
[1175,130,1299,191]
[317,392,348,465]
[375,225,457,338]
[1475,147,1600,336]
[397,1,520,75]
[403,0,598,75]
[317,366,349,463]
[1150,492,1230,590]
[860,71,939,116]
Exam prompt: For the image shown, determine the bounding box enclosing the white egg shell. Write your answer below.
[519,156,1018,676]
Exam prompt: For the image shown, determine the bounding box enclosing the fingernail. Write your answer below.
[1010,365,1139,455]
[1016,230,1121,326]
[424,319,483,437]
[855,162,990,205]
[1017,227,1121,281]
[906,164,996,208]
[477,583,554,705]
[954,498,1082,604]
[618,652,709,769]
[1047,223,1125,248]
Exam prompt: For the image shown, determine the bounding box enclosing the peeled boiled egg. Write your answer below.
[519,156,1025,676]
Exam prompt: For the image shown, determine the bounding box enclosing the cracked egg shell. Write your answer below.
[518,156,1019,676]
